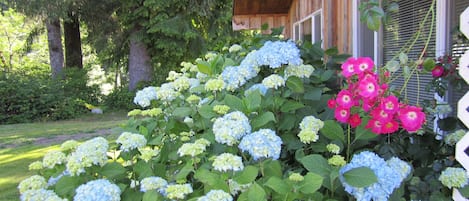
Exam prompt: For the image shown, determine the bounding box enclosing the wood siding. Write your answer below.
[232,0,354,54]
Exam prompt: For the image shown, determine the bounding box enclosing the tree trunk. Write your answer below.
[64,11,83,69]
[128,29,153,91]
[45,18,64,79]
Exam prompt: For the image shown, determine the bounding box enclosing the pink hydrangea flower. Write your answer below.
[336,90,354,109]
[398,105,426,132]
[381,95,399,114]
[341,57,357,78]
[431,65,444,78]
[354,57,374,76]
[334,107,350,123]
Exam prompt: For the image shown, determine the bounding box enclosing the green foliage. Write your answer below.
[103,87,137,110]
[0,69,100,124]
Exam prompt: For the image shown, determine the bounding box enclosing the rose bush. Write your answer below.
[19,35,468,201]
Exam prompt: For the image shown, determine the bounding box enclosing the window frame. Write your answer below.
[292,9,323,47]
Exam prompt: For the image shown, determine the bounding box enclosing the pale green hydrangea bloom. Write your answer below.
[326,143,341,154]
[28,161,43,170]
[127,109,142,116]
[205,79,225,92]
[288,173,304,182]
[20,189,66,201]
[298,115,324,144]
[439,167,469,188]
[197,189,233,201]
[178,142,207,157]
[328,155,346,167]
[181,61,198,72]
[156,83,179,102]
[262,74,285,89]
[138,147,160,162]
[173,76,191,91]
[205,52,217,61]
[165,183,193,200]
[18,175,47,194]
[213,105,230,115]
[141,108,163,117]
[140,176,168,193]
[60,140,79,151]
[116,132,147,152]
[42,150,66,169]
[186,94,201,103]
[445,129,466,146]
[229,44,242,53]
[66,137,109,176]
[180,136,191,142]
[212,153,244,172]
[284,64,315,79]
[195,138,211,146]
[166,70,182,81]
[298,130,319,144]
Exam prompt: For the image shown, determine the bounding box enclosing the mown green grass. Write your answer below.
[0,111,128,201]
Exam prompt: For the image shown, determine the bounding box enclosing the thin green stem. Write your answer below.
[346,124,351,162]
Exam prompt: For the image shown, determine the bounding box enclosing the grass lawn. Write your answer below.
[0,111,128,201]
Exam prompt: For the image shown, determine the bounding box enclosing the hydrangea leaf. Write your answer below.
[263,160,283,178]
[343,167,378,188]
[198,105,217,119]
[55,176,84,197]
[251,111,276,130]
[299,154,331,177]
[143,191,163,201]
[175,161,194,181]
[320,120,345,142]
[458,184,469,197]
[233,165,259,184]
[286,76,305,93]
[248,182,267,201]
[280,100,305,113]
[224,94,246,112]
[99,162,127,180]
[197,60,212,75]
[320,70,334,81]
[194,168,230,192]
[244,90,262,112]
[134,160,153,180]
[304,87,322,101]
[265,176,290,195]
[172,107,193,118]
[299,172,323,194]
[354,123,377,140]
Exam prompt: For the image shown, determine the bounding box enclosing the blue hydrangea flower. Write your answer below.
[197,189,233,201]
[255,41,302,68]
[244,83,268,96]
[238,129,282,160]
[133,86,158,108]
[339,151,410,201]
[212,111,251,146]
[20,189,66,201]
[74,179,121,201]
[116,132,147,152]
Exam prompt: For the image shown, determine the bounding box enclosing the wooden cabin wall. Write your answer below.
[232,14,289,35]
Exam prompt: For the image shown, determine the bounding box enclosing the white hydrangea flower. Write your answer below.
[66,137,109,176]
[205,79,225,92]
[20,189,66,201]
[116,132,147,152]
[298,116,324,144]
[156,83,179,102]
[197,189,233,201]
[229,44,242,53]
[60,140,79,151]
[177,142,208,157]
[262,74,285,89]
[284,64,315,78]
[42,150,66,169]
[134,86,158,108]
[212,153,244,172]
[173,76,191,91]
[167,70,182,81]
[140,176,168,193]
[18,175,47,194]
[164,183,193,200]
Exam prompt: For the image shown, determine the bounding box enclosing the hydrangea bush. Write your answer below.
[20,36,468,200]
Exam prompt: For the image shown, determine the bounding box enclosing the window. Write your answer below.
[293,10,322,45]
[353,0,380,63]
